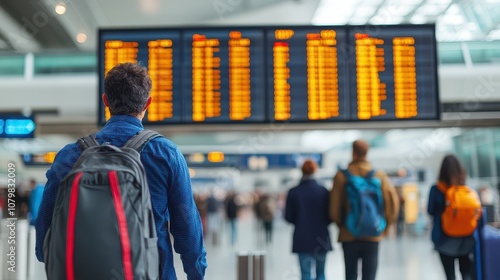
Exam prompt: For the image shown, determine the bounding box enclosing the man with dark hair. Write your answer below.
[352,139,369,159]
[35,63,207,279]
[330,140,399,280]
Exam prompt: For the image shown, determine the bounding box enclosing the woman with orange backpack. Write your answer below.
[427,154,482,280]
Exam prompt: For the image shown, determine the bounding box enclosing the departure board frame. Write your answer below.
[98,24,440,126]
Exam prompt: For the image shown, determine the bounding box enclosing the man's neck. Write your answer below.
[110,114,144,121]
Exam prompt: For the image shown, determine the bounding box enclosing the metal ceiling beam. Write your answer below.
[39,0,99,51]
[0,0,77,51]
[0,7,41,52]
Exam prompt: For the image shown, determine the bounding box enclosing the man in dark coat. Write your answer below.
[285,159,332,280]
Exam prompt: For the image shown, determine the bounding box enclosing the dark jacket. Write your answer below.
[285,178,332,253]
[427,185,445,246]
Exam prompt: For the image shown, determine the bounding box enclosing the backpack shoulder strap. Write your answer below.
[77,134,99,151]
[436,182,448,194]
[124,129,162,152]
[338,165,352,179]
[366,169,376,179]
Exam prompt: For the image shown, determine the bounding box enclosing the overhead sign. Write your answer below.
[0,114,35,139]
[184,153,323,169]
[20,152,57,166]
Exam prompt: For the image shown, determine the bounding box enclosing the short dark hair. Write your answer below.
[439,154,466,186]
[104,63,151,116]
[353,140,369,159]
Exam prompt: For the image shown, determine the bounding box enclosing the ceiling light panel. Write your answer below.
[382,0,423,18]
[349,17,369,25]
[410,14,429,24]
[486,29,500,40]
[426,0,452,5]
[362,0,384,5]
[416,3,449,16]
[384,5,418,17]
[312,0,360,24]
[438,5,467,25]
[353,6,378,17]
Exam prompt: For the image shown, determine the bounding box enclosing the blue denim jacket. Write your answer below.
[35,115,207,280]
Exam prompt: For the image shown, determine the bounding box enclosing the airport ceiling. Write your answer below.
[0,0,499,53]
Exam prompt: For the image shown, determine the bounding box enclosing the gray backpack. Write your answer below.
[43,130,161,280]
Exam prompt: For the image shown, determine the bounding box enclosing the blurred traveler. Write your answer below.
[428,154,480,280]
[396,192,405,237]
[195,193,208,233]
[225,190,240,245]
[28,179,44,225]
[206,191,223,245]
[257,193,276,244]
[285,159,332,280]
[330,140,399,280]
[0,189,4,221]
[35,62,207,280]
[479,185,496,223]
[16,180,30,218]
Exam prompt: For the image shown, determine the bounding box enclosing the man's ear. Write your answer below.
[102,94,109,107]
[143,96,152,111]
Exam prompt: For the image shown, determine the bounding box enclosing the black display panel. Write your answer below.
[266,27,349,122]
[98,25,439,125]
[181,29,266,122]
[348,25,438,120]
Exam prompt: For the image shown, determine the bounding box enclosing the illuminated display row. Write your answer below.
[306,30,340,121]
[98,25,438,124]
[266,28,349,122]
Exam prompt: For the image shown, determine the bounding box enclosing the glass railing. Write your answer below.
[34,53,96,74]
[0,54,25,76]
[1,41,500,77]
[437,42,465,64]
[466,41,500,64]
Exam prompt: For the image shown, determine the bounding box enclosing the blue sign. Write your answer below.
[0,114,35,139]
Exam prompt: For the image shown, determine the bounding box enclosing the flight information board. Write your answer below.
[99,30,183,123]
[266,27,349,122]
[348,25,438,120]
[181,29,266,122]
[98,25,439,125]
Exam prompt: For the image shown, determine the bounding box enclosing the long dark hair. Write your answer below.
[438,154,466,186]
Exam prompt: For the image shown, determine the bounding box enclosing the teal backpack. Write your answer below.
[341,168,386,237]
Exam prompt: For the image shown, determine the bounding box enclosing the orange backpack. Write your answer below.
[437,182,482,237]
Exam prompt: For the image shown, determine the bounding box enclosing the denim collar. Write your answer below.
[104,115,144,129]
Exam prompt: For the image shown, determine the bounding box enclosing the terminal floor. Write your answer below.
[0,217,462,280]
[173,216,460,280]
